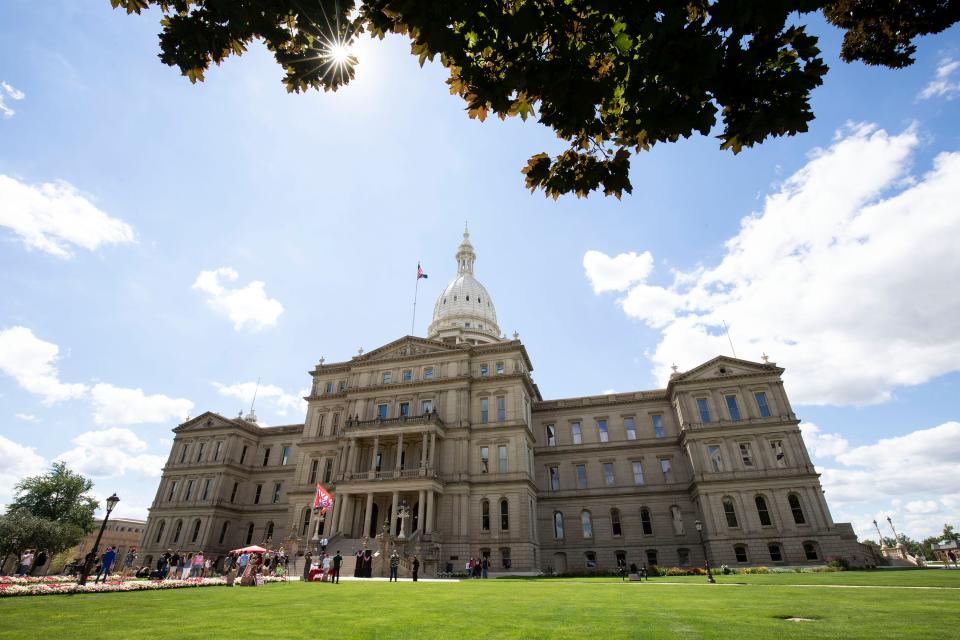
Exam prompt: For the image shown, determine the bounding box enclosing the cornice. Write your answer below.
[534,389,669,412]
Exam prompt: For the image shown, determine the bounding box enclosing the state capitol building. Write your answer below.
[139,229,866,575]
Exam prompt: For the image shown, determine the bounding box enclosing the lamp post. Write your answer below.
[873,519,886,548]
[694,520,715,584]
[78,493,120,586]
[397,501,411,540]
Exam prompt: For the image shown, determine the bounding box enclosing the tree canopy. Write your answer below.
[10,462,98,535]
[112,1,959,199]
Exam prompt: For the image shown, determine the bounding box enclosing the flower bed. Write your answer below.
[0,575,288,598]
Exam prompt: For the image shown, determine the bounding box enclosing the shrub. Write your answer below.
[826,557,850,571]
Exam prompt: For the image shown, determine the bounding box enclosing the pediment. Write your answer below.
[173,411,243,433]
[357,335,458,363]
[671,356,781,384]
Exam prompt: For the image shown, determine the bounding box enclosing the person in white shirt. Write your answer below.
[321,554,332,582]
[320,537,328,552]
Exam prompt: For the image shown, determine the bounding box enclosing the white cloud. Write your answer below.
[583,250,654,293]
[192,267,284,330]
[56,428,166,479]
[0,326,87,404]
[14,413,38,423]
[0,175,136,258]
[91,383,193,425]
[919,57,960,100]
[584,124,960,406]
[212,381,306,418]
[0,434,47,504]
[0,81,24,118]
[808,421,960,539]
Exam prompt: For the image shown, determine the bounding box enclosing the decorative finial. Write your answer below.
[761,352,770,364]
[464,220,469,236]
[318,356,325,366]
[358,347,364,355]
[671,363,679,373]
[237,410,243,418]
[512,331,519,340]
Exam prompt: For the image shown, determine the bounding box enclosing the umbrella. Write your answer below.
[230,545,267,554]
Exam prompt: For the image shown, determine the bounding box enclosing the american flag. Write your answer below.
[313,484,333,512]
[417,263,428,280]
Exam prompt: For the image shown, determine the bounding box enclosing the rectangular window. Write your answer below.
[625,417,636,440]
[735,546,749,563]
[424,367,434,380]
[399,402,410,417]
[167,480,178,501]
[576,464,588,489]
[196,442,205,462]
[632,461,645,485]
[309,459,319,484]
[726,395,741,421]
[272,482,282,503]
[603,462,615,486]
[549,466,560,491]
[496,362,505,374]
[480,447,489,473]
[546,424,556,447]
[323,459,333,483]
[480,364,488,376]
[375,453,382,472]
[324,382,333,393]
[660,458,672,482]
[421,399,433,414]
[768,544,783,562]
[402,369,412,381]
[201,479,211,501]
[318,413,325,430]
[498,445,508,473]
[333,412,340,429]
[262,448,270,466]
[380,372,390,384]
[571,422,582,445]
[755,391,771,417]
[229,482,238,503]
[480,398,489,424]
[696,398,711,422]
[254,483,262,504]
[739,443,754,467]
[338,380,346,392]
[597,419,609,442]
[677,549,690,566]
[377,404,388,419]
[708,445,724,472]
[496,396,506,422]
[214,441,223,461]
[652,414,665,438]
[771,440,787,467]
[238,444,247,465]
[281,446,290,466]
[178,445,187,464]
[184,480,194,501]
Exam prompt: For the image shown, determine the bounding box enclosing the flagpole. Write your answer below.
[411,271,420,336]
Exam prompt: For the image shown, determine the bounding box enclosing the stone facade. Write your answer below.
[139,231,867,574]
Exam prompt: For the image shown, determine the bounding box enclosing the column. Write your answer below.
[363,492,374,538]
[425,490,435,534]
[392,491,400,536]
[417,490,426,532]
[460,493,469,538]
[327,494,340,535]
[347,439,358,476]
[337,494,351,535]
[429,432,437,469]
[370,436,380,474]
[396,433,404,472]
[420,432,428,467]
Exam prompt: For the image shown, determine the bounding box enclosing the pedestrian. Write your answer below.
[640,564,648,581]
[354,549,363,577]
[17,550,34,576]
[32,550,47,576]
[192,551,205,578]
[167,550,180,579]
[332,550,342,584]
[237,551,250,577]
[321,536,328,553]
[321,553,332,582]
[303,551,313,582]
[412,556,419,582]
[95,546,116,583]
[389,551,400,582]
[467,558,474,577]
[122,547,137,580]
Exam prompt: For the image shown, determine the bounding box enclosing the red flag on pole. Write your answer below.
[313,484,333,512]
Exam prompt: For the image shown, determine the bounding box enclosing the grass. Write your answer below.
[1,570,959,639]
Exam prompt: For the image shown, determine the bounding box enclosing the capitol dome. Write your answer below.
[427,228,502,344]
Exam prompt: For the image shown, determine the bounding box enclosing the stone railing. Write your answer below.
[344,411,445,429]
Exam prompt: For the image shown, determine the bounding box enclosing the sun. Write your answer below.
[328,42,351,65]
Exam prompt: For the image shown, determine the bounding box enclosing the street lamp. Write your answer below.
[78,493,120,586]
[694,520,715,584]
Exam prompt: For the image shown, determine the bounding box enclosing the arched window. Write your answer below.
[646,549,658,566]
[500,499,509,530]
[301,507,312,536]
[553,511,565,539]
[219,521,229,544]
[245,523,255,545]
[670,506,685,535]
[803,541,819,560]
[481,500,490,531]
[581,510,593,538]
[640,508,653,535]
[611,508,623,537]
[723,498,739,528]
[788,494,806,524]
[172,519,183,543]
[755,495,772,526]
[191,519,202,543]
[734,545,748,563]
[154,520,166,544]
[265,521,275,542]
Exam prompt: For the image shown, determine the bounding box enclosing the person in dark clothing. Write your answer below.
[303,551,313,582]
[332,551,342,584]
[389,551,400,582]
[412,556,420,582]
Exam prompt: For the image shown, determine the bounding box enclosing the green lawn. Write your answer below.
[2,571,959,639]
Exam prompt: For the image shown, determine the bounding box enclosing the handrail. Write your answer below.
[344,411,444,429]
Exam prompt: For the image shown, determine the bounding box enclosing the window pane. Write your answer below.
[497,396,506,422]
[652,415,664,438]
[603,463,615,486]
[708,445,724,472]
[581,511,593,538]
[640,508,653,535]
[756,496,772,526]
[632,461,645,485]
[739,443,754,467]
[755,391,771,417]
[660,459,672,480]
[549,466,560,491]
[553,512,564,539]
[625,418,636,440]
[546,425,556,447]
[576,465,588,489]
[697,398,711,422]
[725,395,741,421]
[480,447,489,473]
[734,546,748,563]
[597,419,608,442]
[480,398,489,424]
[571,423,582,444]
[723,499,738,528]
[424,367,433,379]
[498,445,508,473]
[771,440,787,467]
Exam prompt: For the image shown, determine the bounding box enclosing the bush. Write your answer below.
[741,566,770,574]
[826,557,850,571]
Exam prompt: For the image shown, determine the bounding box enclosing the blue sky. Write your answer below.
[1,1,958,542]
